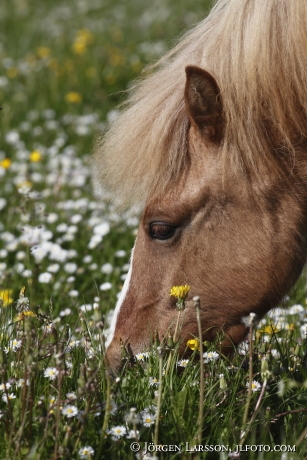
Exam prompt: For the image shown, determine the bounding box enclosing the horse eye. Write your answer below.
[149,222,176,240]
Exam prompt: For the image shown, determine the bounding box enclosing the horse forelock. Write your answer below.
[93,0,307,209]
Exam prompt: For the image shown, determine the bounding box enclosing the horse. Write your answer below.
[93,0,307,370]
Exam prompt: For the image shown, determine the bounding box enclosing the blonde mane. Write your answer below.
[93,0,307,209]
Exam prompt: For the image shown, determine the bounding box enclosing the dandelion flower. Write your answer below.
[259,324,280,334]
[36,47,51,58]
[0,289,13,307]
[170,285,190,300]
[44,367,59,380]
[62,404,78,418]
[65,92,82,104]
[29,150,42,162]
[79,446,94,459]
[0,158,11,169]
[187,338,200,351]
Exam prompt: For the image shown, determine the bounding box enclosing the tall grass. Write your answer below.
[0,0,307,458]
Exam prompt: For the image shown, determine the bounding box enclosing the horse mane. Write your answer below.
[93,0,307,209]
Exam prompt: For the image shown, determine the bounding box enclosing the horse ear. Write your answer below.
[185,66,224,142]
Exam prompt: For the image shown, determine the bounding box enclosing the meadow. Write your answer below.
[0,0,307,458]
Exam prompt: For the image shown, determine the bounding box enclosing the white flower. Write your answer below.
[101,262,113,274]
[135,352,150,362]
[67,340,80,351]
[80,304,92,312]
[45,213,58,223]
[99,282,112,291]
[141,412,156,427]
[56,223,68,233]
[70,214,83,224]
[93,222,110,236]
[62,404,78,418]
[126,429,140,439]
[68,290,79,298]
[38,272,52,283]
[47,263,60,273]
[0,382,11,391]
[44,367,59,380]
[64,262,77,274]
[2,393,16,403]
[177,359,189,367]
[16,379,29,388]
[5,131,19,145]
[115,250,126,257]
[59,308,72,317]
[203,351,219,363]
[247,380,261,392]
[289,304,304,315]
[0,198,7,211]
[66,392,77,400]
[106,400,117,415]
[149,377,159,387]
[78,446,94,458]
[107,425,126,440]
[9,339,22,352]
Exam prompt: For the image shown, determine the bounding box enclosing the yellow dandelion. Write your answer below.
[0,290,13,307]
[77,28,94,45]
[36,47,51,59]
[14,311,37,322]
[0,158,11,169]
[170,285,191,300]
[29,150,42,162]
[187,338,200,351]
[7,67,18,79]
[72,41,86,55]
[72,28,94,55]
[86,67,97,78]
[259,324,281,335]
[65,92,82,104]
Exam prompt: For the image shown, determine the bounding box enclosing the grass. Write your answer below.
[0,0,307,458]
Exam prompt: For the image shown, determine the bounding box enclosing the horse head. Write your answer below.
[105,66,307,370]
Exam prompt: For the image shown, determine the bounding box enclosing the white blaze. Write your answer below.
[105,244,135,348]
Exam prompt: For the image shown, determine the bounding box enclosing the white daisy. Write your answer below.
[78,446,94,458]
[44,367,59,380]
[62,404,78,418]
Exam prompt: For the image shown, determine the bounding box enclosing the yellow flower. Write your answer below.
[14,311,37,322]
[0,290,13,307]
[170,285,191,300]
[0,158,11,169]
[65,92,82,103]
[72,41,86,55]
[36,47,51,59]
[29,150,42,162]
[72,28,94,55]
[259,324,281,335]
[6,67,18,79]
[187,339,200,351]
